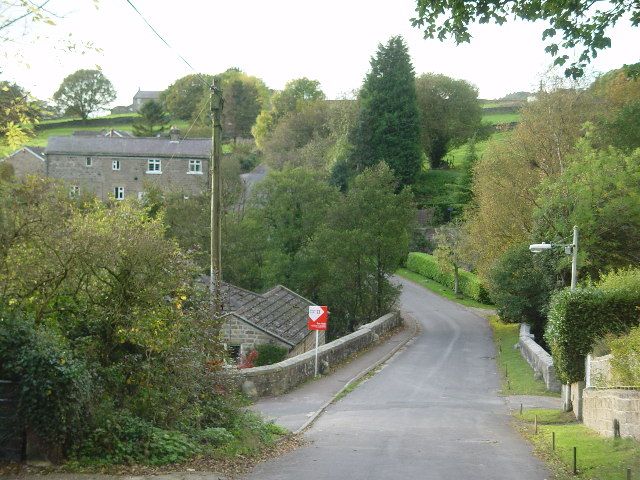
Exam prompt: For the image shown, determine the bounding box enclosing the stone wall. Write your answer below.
[221,314,291,357]
[518,323,561,392]
[288,330,326,357]
[583,389,640,440]
[229,312,402,397]
[46,153,208,201]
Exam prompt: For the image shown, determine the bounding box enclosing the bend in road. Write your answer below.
[245,277,550,480]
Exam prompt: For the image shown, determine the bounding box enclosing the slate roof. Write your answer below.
[3,146,45,161]
[220,282,314,347]
[45,136,211,159]
[134,90,161,100]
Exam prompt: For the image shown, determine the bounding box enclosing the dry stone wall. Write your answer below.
[229,312,402,397]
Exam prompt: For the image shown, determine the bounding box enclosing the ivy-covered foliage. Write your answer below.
[254,344,289,367]
[406,252,490,303]
[545,268,640,383]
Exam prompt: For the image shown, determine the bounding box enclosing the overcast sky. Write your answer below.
[3,0,638,107]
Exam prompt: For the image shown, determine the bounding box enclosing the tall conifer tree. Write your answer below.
[345,36,422,187]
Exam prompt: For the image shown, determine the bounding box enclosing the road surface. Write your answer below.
[244,276,550,480]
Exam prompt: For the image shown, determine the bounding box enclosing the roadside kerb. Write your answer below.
[293,312,420,435]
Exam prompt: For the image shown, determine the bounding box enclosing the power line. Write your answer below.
[123,0,210,89]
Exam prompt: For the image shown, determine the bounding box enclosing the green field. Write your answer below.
[445,131,511,167]
[482,111,521,125]
[518,409,640,479]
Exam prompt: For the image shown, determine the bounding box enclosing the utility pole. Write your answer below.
[570,225,579,291]
[210,80,223,312]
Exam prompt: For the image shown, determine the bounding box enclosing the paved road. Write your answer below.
[244,277,550,480]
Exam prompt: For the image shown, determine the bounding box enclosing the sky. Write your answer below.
[3,0,638,107]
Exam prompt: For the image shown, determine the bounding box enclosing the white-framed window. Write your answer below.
[146,158,161,174]
[114,186,124,200]
[112,160,120,171]
[188,159,202,174]
[137,191,147,201]
[86,157,92,167]
[69,185,79,198]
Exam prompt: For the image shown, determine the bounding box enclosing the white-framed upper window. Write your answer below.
[112,160,120,171]
[114,186,124,200]
[147,158,161,174]
[86,157,92,167]
[69,185,79,198]
[188,159,202,174]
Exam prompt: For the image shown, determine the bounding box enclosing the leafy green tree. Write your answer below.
[345,36,422,187]
[433,220,465,294]
[53,69,116,119]
[453,138,478,207]
[411,0,639,79]
[301,163,414,337]
[415,73,482,168]
[534,141,640,278]
[488,243,558,336]
[0,80,40,147]
[222,78,262,142]
[132,100,169,137]
[252,77,325,148]
[160,73,213,121]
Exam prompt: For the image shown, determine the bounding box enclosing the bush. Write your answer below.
[545,270,640,383]
[254,344,288,366]
[406,252,491,303]
[607,325,640,386]
[0,310,93,455]
[73,410,198,465]
[488,243,557,334]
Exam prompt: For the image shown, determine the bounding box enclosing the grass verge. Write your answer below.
[489,315,556,396]
[396,268,493,310]
[516,408,640,479]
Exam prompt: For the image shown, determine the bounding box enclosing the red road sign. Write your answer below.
[308,305,328,331]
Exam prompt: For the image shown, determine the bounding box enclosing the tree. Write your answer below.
[534,141,640,278]
[160,73,213,121]
[53,69,116,119]
[132,100,169,137]
[0,80,40,147]
[433,221,464,294]
[222,78,262,142]
[453,138,478,207]
[301,163,414,337]
[345,36,422,187]
[488,243,558,336]
[415,73,482,168]
[252,77,325,148]
[411,0,640,79]
[462,87,597,278]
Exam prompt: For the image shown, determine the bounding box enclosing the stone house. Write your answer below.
[43,133,210,200]
[133,90,161,112]
[220,283,326,360]
[1,146,46,178]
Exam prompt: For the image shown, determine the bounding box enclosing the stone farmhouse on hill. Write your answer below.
[2,130,211,201]
[133,90,161,112]
[220,283,326,360]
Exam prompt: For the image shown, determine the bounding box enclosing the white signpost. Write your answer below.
[307,306,328,377]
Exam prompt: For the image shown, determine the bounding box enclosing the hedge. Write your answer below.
[36,115,137,131]
[405,252,491,304]
[545,285,640,384]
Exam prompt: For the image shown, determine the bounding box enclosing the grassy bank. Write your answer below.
[517,408,640,479]
[489,316,555,396]
[396,268,493,309]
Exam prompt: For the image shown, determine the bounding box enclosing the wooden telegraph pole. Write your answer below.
[210,80,223,312]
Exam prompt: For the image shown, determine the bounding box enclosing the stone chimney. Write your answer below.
[169,126,180,142]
